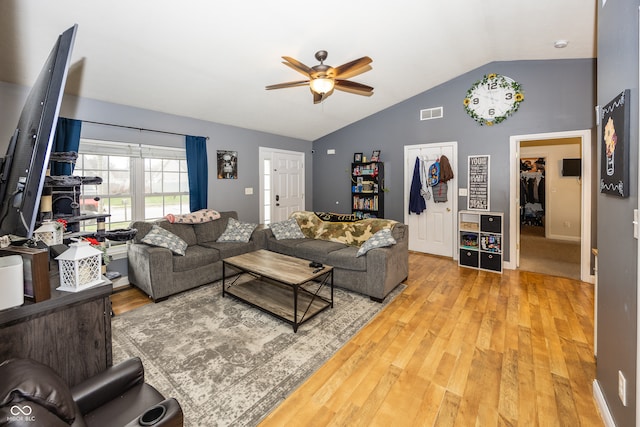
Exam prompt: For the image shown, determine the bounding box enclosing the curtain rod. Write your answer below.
[82,119,209,140]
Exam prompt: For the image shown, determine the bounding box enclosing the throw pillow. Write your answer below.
[356,228,397,257]
[217,217,257,243]
[270,218,305,240]
[141,225,188,256]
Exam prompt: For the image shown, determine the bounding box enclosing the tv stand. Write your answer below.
[0,261,113,386]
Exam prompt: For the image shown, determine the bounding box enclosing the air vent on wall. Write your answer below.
[420,106,443,121]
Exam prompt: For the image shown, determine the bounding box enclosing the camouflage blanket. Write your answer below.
[290,211,398,247]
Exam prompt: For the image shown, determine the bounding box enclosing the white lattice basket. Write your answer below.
[33,220,63,246]
[55,240,103,292]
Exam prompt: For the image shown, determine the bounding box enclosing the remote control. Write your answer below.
[312,267,324,273]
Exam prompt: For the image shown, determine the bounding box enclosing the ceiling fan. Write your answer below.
[266,50,373,104]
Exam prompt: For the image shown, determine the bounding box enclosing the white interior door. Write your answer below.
[271,150,305,222]
[404,142,458,257]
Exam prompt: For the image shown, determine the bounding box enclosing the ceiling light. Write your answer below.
[310,77,334,95]
[554,40,569,48]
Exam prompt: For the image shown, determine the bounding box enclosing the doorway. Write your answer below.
[403,142,458,257]
[509,130,593,283]
[259,147,305,224]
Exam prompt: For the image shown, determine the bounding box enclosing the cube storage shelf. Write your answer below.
[351,162,384,219]
[458,210,503,273]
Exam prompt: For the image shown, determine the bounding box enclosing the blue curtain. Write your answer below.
[185,135,208,212]
[51,117,82,176]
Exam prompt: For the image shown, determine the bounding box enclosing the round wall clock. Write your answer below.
[463,73,524,126]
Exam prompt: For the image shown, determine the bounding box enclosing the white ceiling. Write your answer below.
[0,1,597,141]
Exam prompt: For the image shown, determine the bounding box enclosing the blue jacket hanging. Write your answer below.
[409,157,426,214]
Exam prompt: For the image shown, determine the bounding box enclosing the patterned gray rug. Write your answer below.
[112,280,405,427]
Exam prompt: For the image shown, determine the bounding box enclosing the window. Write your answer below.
[263,158,271,224]
[73,140,189,232]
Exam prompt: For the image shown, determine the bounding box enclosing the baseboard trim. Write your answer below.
[593,379,616,427]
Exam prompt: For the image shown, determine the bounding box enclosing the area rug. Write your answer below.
[112,280,405,427]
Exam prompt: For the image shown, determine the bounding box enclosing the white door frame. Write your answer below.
[403,141,458,258]
[509,129,593,283]
[258,147,305,224]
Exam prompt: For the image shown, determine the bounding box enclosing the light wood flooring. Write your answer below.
[111,252,602,426]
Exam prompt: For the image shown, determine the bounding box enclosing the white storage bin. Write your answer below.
[0,255,24,310]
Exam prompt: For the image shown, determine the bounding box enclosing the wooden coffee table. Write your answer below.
[222,250,333,332]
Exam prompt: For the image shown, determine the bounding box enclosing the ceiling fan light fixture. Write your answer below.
[310,77,335,94]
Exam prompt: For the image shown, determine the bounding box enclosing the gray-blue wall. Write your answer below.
[0,81,313,224]
[312,58,596,263]
[597,1,639,426]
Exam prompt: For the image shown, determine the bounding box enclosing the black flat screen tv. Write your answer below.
[562,158,581,177]
[0,25,78,239]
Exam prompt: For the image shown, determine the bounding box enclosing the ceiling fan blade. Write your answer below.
[282,56,314,76]
[335,79,374,96]
[265,80,310,90]
[333,56,373,79]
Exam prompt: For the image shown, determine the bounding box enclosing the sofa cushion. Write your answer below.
[142,225,188,256]
[217,218,257,243]
[130,221,154,243]
[293,239,349,264]
[159,222,198,246]
[269,218,305,240]
[265,238,308,258]
[172,245,220,272]
[194,217,230,244]
[201,241,258,259]
[325,246,367,271]
[356,228,397,257]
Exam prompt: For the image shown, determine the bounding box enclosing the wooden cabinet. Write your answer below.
[459,210,503,273]
[0,267,112,387]
[352,162,384,219]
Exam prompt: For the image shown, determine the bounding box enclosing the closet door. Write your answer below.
[404,142,457,257]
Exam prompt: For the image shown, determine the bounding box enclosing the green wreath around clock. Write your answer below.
[463,73,524,126]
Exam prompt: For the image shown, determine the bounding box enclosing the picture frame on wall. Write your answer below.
[217,150,238,179]
[354,152,363,163]
[371,150,381,162]
[467,154,490,211]
[600,89,630,197]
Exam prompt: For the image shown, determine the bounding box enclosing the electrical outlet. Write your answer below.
[619,370,627,406]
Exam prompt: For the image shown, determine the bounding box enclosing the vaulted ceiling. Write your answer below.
[0,1,597,141]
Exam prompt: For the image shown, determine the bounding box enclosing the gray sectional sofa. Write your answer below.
[127,211,408,302]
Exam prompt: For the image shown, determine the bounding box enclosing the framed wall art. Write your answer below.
[217,150,238,179]
[467,155,490,211]
[600,89,630,197]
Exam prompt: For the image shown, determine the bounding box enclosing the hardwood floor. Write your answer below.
[111,252,603,426]
[110,285,152,315]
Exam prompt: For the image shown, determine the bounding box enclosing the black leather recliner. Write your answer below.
[0,357,183,426]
